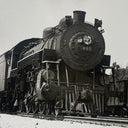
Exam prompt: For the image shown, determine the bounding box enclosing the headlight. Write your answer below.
[83,35,92,45]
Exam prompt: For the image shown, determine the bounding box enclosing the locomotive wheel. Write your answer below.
[32,102,39,114]
[55,108,60,116]
[39,102,46,114]
[18,105,23,112]
[45,103,50,115]
[18,101,25,112]
[25,103,32,114]
[39,102,50,115]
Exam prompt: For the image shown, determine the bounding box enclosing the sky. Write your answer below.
[0,0,128,67]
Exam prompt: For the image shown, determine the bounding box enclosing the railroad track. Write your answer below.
[13,112,128,127]
[63,116,128,127]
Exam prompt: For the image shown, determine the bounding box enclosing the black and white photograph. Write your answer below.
[0,0,128,127]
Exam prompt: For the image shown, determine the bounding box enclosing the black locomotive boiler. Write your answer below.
[0,11,120,116]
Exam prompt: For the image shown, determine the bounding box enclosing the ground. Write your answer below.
[0,114,122,128]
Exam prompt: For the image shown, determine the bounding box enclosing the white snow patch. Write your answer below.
[0,114,122,128]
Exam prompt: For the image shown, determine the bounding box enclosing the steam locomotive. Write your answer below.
[0,11,128,116]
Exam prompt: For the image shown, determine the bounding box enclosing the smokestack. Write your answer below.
[73,11,86,23]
